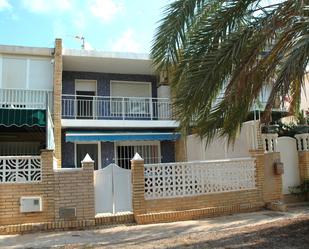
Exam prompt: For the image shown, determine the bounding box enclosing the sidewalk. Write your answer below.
[1,204,309,249]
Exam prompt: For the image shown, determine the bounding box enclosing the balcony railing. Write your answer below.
[62,94,173,120]
[0,88,53,111]
[252,100,288,112]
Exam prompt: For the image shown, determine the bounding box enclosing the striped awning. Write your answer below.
[0,109,46,127]
[65,131,181,142]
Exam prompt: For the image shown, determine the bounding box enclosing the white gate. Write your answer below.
[94,164,132,214]
[277,137,300,194]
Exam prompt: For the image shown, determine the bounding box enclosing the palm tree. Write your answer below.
[151,0,309,144]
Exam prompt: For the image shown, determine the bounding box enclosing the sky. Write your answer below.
[0,0,171,53]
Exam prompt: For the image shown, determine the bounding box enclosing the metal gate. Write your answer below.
[277,137,300,194]
[94,163,132,214]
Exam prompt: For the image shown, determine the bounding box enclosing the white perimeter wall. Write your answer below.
[186,121,259,160]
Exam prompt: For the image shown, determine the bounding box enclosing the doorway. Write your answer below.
[75,142,100,170]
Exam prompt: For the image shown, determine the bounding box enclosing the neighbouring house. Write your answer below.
[0,44,55,162]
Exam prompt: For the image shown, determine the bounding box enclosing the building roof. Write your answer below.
[0,43,156,75]
[62,49,155,75]
[0,44,53,57]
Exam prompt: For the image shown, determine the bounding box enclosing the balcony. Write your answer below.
[61,95,177,128]
[0,88,53,111]
[62,95,173,120]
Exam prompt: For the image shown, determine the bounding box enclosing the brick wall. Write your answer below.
[54,163,95,223]
[263,152,283,203]
[131,150,267,224]
[0,150,55,226]
[298,151,309,182]
[0,150,95,227]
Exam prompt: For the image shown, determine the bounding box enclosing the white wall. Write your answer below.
[186,121,258,161]
[0,55,53,90]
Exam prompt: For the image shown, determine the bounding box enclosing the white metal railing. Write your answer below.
[0,88,53,111]
[144,158,256,200]
[295,133,309,151]
[262,133,278,153]
[0,156,42,183]
[62,94,172,120]
[252,100,288,112]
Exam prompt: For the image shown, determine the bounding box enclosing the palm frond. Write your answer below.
[152,0,309,144]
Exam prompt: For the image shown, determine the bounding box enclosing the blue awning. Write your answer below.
[65,131,181,142]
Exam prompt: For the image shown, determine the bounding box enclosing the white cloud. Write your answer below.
[72,11,86,31]
[0,0,12,11]
[22,0,72,13]
[89,0,124,23]
[111,29,143,53]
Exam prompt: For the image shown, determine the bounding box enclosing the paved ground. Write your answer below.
[1,204,309,249]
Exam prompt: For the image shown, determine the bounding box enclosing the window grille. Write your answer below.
[116,142,161,169]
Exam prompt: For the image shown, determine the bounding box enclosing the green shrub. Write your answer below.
[289,179,309,201]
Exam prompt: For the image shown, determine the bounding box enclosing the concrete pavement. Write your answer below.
[1,204,309,249]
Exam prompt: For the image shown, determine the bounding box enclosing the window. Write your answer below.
[1,56,53,90]
[28,59,53,90]
[110,81,151,98]
[75,80,97,118]
[115,141,161,169]
[110,81,152,116]
[2,57,27,89]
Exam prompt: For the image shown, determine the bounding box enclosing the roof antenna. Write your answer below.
[74,35,85,50]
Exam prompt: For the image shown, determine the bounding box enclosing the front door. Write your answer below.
[76,91,95,119]
[76,143,98,170]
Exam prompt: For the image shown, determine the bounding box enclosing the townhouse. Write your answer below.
[0,39,184,171]
[60,47,181,170]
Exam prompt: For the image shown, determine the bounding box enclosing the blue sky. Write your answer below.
[0,0,171,53]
